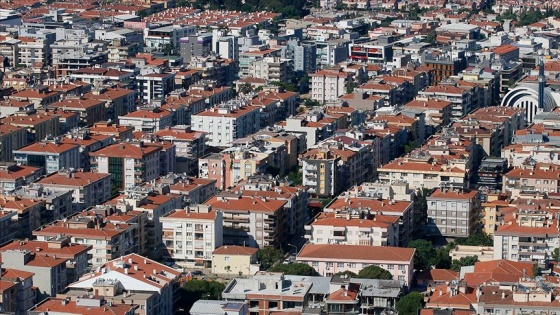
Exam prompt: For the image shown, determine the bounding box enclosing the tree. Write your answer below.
[239,82,254,94]
[258,247,284,270]
[553,248,559,262]
[408,239,436,271]
[455,233,493,246]
[358,265,393,280]
[179,280,226,312]
[346,81,359,94]
[425,30,436,45]
[268,263,318,276]
[404,140,417,154]
[287,169,302,185]
[395,292,425,315]
[450,255,479,271]
[303,98,321,107]
[334,270,358,278]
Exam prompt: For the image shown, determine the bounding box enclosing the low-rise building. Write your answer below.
[296,244,415,287]
[211,245,259,276]
[161,205,223,268]
[62,254,180,315]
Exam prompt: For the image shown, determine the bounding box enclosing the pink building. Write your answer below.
[296,244,415,287]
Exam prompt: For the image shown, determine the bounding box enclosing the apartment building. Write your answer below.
[118,106,174,133]
[90,142,162,191]
[1,112,60,143]
[0,237,91,283]
[324,196,414,247]
[154,126,206,175]
[9,87,61,108]
[0,268,35,315]
[62,254,181,315]
[13,139,80,174]
[296,244,415,287]
[142,174,216,206]
[33,217,138,266]
[493,208,560,266]
[48,98,105,127]
[191,101,261,147]
[0,163,42,192]
[28,297,137,315]
[417,84,478,121]
[89,121,135,141]
[403,98,453,135]
[301,140,375,197]
[311,69,352,103]
[84,87,137,123]
[1,249,67,300]
[235,177,309,239]
[249,57,291,83]
[198,145,282,191]
[205,195,286,248]
[502,163,560,198]
[37,169,112,212]
[281,110,342,148]
[59,129,113,171]
[160,205,223,268]
[0,195,44,239]
[0,123,26,162]
[426,189,481,238]
[137,73,175,103]
[305,212,399,246]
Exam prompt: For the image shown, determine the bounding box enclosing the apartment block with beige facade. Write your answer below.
[502,162,560,198]
[161,205,223,268]
[205,195,286,248]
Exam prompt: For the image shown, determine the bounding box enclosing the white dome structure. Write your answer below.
[500,83,558,123]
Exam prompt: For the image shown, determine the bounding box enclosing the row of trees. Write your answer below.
[188,0,308,18]
[408,233,492,271]
[497,7,560,26]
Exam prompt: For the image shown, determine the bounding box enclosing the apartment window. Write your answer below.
[312,262,319,267]
[536,180,541,184]
[398,265,406,271]
[387,264,394,269]
[349,263,356,268]
[224,256,230,261]
[337,262,344,267]
[326,262,333,267]
[398,275,405,281]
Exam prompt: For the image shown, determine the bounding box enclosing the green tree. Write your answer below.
[450,255,479,271]
[455,233,493,246]
[268,263,318,276]
[303,98,321,107]
[287,169,302,185]
[239,82,253,94]
[258,247,284,270]
[408,239,436,270]
[346,81,358,94]
[395,292,425,315]
[358,265,393,279]
[425,30,436,45]
[553,248,559,262]
[179,280,226,312]
[404,140,417,154]
[334,270,358,278]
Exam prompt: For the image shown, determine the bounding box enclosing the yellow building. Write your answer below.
[482,194,510,234]
[212,245,259,277]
